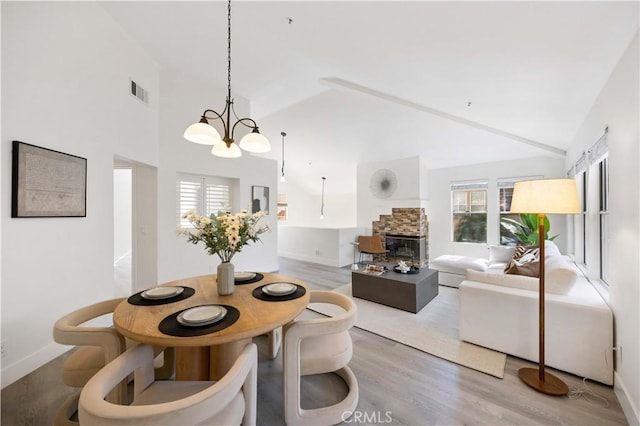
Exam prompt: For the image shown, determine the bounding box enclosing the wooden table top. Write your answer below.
[113,272,310,347]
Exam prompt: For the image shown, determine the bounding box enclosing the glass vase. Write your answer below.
[217,262,235,295]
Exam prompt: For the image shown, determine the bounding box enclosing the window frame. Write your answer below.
[598,156,609,285]
[176,173,233,228]
[451,181,488,244]
[497,176,542,246]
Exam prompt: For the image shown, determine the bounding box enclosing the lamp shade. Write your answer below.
[184,122,222,145]
[239,130,271,153]
[211,142,242,158]
[510,179,580,214]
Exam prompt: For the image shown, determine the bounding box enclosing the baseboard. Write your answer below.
[1,342,68,389]
[615,371,640,426]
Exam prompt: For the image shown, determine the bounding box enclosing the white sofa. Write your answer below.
[458,242,614,385]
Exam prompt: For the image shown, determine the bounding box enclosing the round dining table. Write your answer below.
[113,272,310,380]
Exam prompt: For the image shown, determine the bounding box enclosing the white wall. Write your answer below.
[357,156,427,231]
[278,226,366,267]
[113,169,132,262]
[156,68,278,283]
[427,157,567,260]
[1,2,160,387]
[278,178,357,228]
[566,32,639,425]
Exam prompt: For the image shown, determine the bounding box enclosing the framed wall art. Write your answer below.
[11,141,87,217]
[251,185,269,215]
[277,204,288,221]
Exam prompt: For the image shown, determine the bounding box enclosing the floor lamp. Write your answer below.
[510,178,580,396]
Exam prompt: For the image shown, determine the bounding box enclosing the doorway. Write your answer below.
[114,165,133,296]
[113,159,158,296]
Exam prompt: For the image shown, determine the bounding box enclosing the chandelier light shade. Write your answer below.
[510,178,579,396]
[280,132,286,182]
[183,120,222,145]
[184,0,270,157]
[211,140,242,158]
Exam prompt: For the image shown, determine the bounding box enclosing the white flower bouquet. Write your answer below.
[178,209,269,262]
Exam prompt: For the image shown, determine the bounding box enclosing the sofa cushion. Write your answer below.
[545,255,578,295]
[544,240,562,258]
[488,245,515,263]
[430,255,489,275]
[467,256,578,295]
[504,244,539,277]
[466,269,538,292]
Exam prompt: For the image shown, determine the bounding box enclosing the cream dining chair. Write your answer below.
[78,342,258,425]
[52,298,128,425]
[283,291,359,425]
[52,297,175,425]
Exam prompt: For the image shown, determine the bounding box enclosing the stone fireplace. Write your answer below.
[371,208,429,267]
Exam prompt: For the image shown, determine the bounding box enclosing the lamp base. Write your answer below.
[518,368,569,396]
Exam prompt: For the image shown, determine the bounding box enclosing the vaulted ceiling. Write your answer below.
[100,1,638,194]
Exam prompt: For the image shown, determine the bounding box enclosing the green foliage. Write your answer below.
[454,213,487,243]
[500,213,557,245]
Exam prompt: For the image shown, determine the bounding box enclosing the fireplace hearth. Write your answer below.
[370,208,429,267]
[385,234,426,266]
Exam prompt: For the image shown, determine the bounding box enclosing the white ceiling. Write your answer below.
[100,1,639,195]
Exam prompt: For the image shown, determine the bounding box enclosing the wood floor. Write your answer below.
[1,257,628,425]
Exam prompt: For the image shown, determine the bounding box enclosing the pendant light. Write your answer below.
[280,132,286,182]
[183,0,270,157]
[320,177,326,219]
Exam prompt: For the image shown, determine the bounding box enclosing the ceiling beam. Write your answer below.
[320,77,566,158]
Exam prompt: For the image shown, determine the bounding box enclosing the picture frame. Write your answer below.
[11,141,87,218]
[277,204,288,221]
[251,185,270,215]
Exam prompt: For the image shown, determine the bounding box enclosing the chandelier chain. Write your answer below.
[227,0,232,96]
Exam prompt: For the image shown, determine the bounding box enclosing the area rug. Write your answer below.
[307,284,507,378]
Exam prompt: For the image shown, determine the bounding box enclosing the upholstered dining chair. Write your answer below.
[357,235,388,264]
[78,342,258,426]
[266,327,282,359]
[52,298,128,425]
[52,298,175,426]
[283,291,359,425]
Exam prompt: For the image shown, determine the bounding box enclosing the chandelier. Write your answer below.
[183,0,270,158]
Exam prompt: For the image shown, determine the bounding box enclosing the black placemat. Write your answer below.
[158,305,240,337]
[234,272,264,285]
[127,287,195,306]
[252,284,306,302]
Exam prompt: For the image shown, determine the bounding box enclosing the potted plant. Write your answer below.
[500,213,557,245]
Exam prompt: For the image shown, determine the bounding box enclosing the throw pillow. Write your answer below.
[488,245,516,263]
[504,244,540,277]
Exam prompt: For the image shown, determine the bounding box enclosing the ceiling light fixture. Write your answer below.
[183,0,270,158]
[320,177,326,220]
[280,132,286,182]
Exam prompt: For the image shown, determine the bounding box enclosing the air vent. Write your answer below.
[129,79,148,104]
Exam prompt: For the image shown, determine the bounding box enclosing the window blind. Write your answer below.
[589,128,609,165]
[177,174,232,227]
[450,181,488,191]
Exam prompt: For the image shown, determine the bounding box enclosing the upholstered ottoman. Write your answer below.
[429,255,489,288]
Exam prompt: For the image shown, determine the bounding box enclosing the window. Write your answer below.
[451,181,487,243]
[497,176,542,246]
[599,157,609,284]
[575,171,587,265]
[177,174,232,227]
